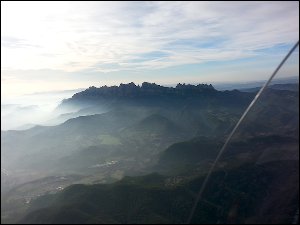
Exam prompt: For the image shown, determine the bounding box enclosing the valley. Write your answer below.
[1,82,299,224]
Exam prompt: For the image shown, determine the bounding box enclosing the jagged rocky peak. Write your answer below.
[119,82,139,90]
[69,82,217,101]
[176,83,215,90]
[120,82,137,87]
[141,82,165,89]
[86,82,215,91]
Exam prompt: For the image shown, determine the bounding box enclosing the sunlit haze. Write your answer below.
[1,1,299,97]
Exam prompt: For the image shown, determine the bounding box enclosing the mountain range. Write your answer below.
[1,82,299,224]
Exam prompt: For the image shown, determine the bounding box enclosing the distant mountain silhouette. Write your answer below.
[57,82,254,112]
[239,83,299,92]
[71,82,216,99]
[59,82,216,105]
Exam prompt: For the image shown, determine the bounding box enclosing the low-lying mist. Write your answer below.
[1,89,84,131]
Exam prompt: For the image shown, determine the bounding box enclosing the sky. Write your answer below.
[1,1,299,97]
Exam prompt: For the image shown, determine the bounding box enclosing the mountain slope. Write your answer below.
[20,159,299,224]
[2,83,298,224]
[239,83,299,92]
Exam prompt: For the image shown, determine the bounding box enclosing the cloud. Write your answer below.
[1,0,299,97]
[1,2,299,72]
[1,36,40,48]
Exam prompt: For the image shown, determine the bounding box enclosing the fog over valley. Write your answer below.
[1,88,86,130]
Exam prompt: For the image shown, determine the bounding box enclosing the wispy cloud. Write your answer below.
[1,1,299,97]
[1,36,40,48]
[1,1,298,72]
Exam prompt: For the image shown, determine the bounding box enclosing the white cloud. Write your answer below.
[1,1,299,97]
[1,1,299,73]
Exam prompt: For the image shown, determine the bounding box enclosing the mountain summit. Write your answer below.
[71,82,216,99]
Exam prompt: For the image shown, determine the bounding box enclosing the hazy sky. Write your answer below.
[1,1,299,96]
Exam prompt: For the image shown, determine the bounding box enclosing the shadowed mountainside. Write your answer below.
[1,82,299,224]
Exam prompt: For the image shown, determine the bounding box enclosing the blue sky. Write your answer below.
[1,1,299,96]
